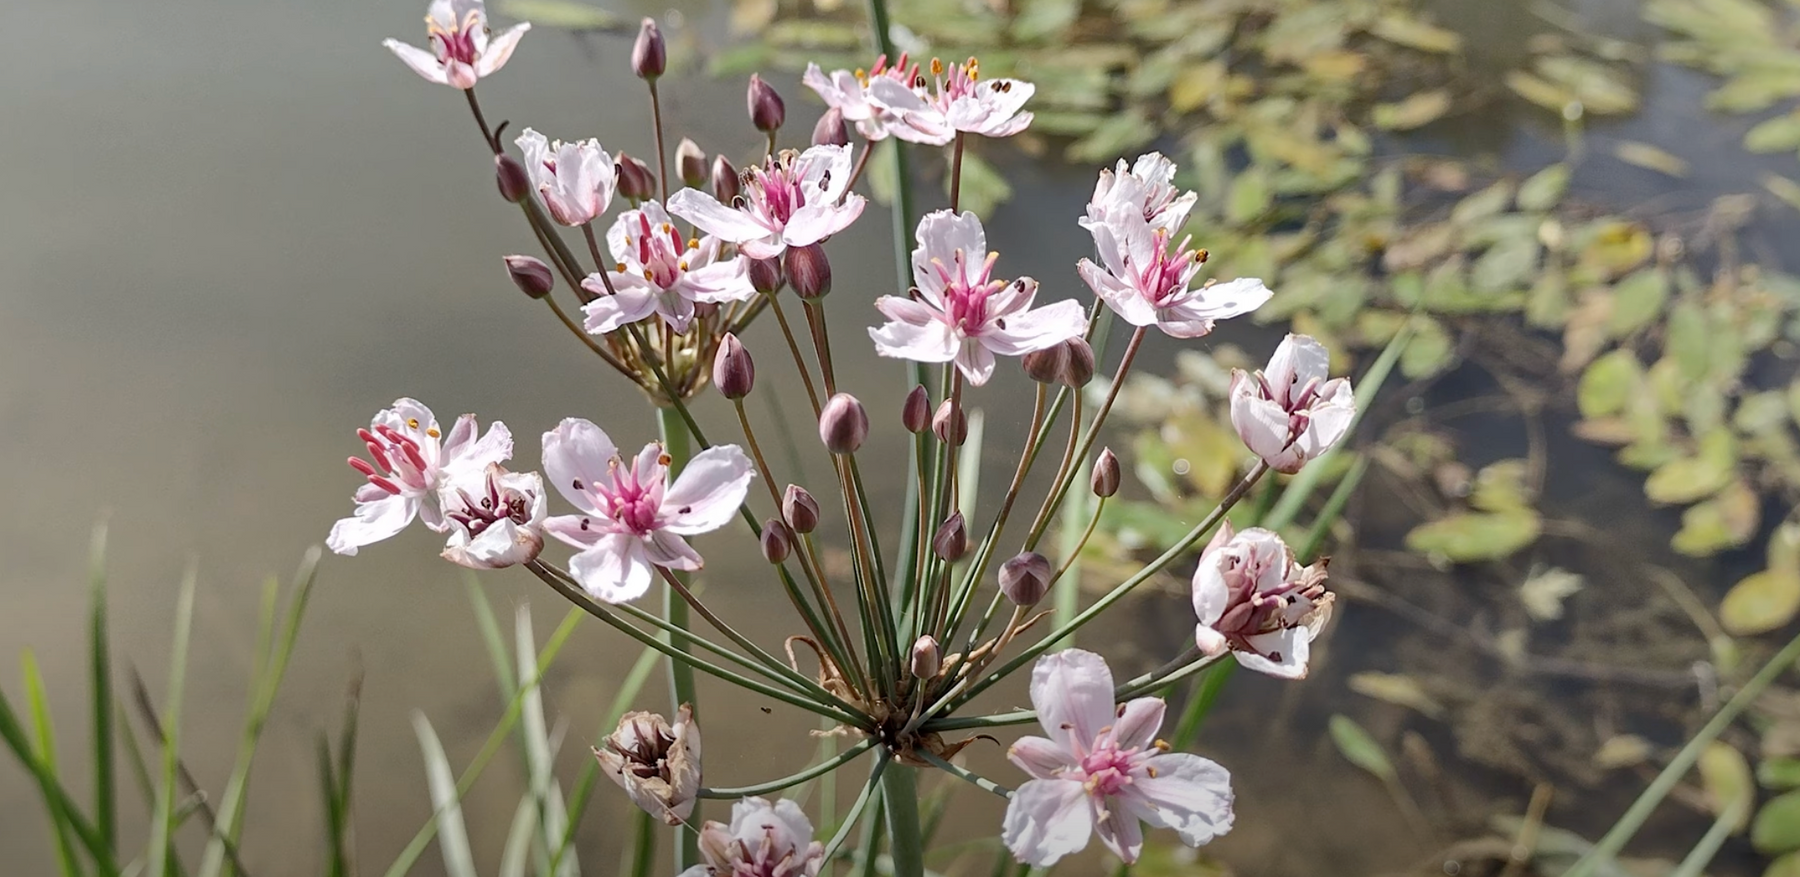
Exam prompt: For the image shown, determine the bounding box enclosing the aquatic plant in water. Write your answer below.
[336,1,1364,871]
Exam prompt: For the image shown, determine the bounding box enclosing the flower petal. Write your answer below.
[782,197,865,248]
[642,530,702,571]
[541,418,615,514]
[1110,698,1165,752]
[1235,628,1309,679]
[869,319,959,364]
[582,283,660,334]
[475,22,530,77]
[544,513,608,549]
[1002,779,1093,868]
[1029,648,1117,757]
[1094,798,1144,864]
[981,298,1087,356]
[1122,752,1234,847]
[383,39,450,85]
[661,445,754,535]
[667,188,773,244]
[569,533,655,603]
[327,494,417,555]
[1007,735,1076,780]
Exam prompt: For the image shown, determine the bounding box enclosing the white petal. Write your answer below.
[569,533,655,603]
[582,284,660,334]
[541,418,616,513]
[1078,259,1158,328]
[1094,798,1144,864]
[327,494,418,555]
[954,339,997,386]
[667,188,772,243]
[1029,649,1117,757]
[1007,735,1077,780]
[1190,548,1230,629]
[383,39,450,85]
[1110,698,1165,752]
[1183,277,1272,321]
[782,199,865,248]
[911,210,987,295]
[1002,779,1094,868]
[661,445,754,535]
[681,259,757,304]
[447,420,513,478]
[642,530,702,571]
[1266,334,1329,403]
[1236,629,1309,679]
[869,320,959,364]
[981,298,1087,356]
[1122,752,1234,847]
[544,514,608,549]
[1229,392,1294,464]
[475,22,530,77]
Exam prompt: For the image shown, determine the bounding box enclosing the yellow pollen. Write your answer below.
[658,453,672,466]
[1147,766,1159,778]
[407,418,421,428]
[687,238,699,249]
[678,261,689,271]
[1155,738,1171,751]
[426,427,440,438]
[661,223,673,233]
[1196,248,1209,263]
[643,269,654,281]
[930,57,943,75]
[616,262,627,272]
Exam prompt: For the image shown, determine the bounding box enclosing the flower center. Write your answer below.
[446,470,533,537]
[740,155,812,226]
[624,214,697,290]
[427,10,482,66]
[1080,744,1138,798]
[346,422,439,496]
[596,452,667,535]
[933,249,1003,334]
[1137,230,1206,306]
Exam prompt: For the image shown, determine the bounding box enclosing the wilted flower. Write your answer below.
[383,0,529,89]
[328,398,512,555]
[541,418,754,603]
[801,55,917,141]
[516,128,615,227]
[684,797,825,877]
[582,201,755,335]
[1078,208,1271,338]
[866,56,1034,145]
[869,210,1086,385]
[440,464,546,569]
[1191,523,1333,679]
[1081,152,1196,236]
[1228,334,1355,474]
[595,705,701,825]
[668,145,866,261]
[1003,649,1233,866]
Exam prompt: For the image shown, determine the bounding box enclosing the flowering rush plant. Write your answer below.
[346,3,1361,872]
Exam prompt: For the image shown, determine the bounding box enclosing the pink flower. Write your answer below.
[1077,208,1271,338]
[682,797,824,877]
[1191,523,1333,679]
[1228,334,1355,474]
[581,201,755,336]
[1003,649,1234,867]
[666,145,866,261]
[865,57,1034,145]
[868,210,1087,385]
[328,398,513,556]
[1081,152,1195,236]
[801,56,919,141]
[541,418,753,603]
[383,0,529,90]
[516,128,614,227]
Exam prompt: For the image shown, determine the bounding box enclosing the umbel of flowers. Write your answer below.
[351,3,1358,871]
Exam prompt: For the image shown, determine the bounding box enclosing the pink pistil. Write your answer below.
[1080,745,1138,798]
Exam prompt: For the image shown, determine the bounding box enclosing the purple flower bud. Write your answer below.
[676,138,707,189]
[902,385,931,433]
[1060,337,1096,388]
[616,152,657,202]
[504,254,554,299]
[1091,447,1121,497]
[932,399,966,446]
[819,393,868,454]
[713,333,754,400]
[812,108,850,147]
[495,154,531,203]
[760,518,794,563]
[1021,343,1068,384]
[999,552,1053,606]
[910,635,941,680]
[711,155,741,204]
[782,485,820,534]
[748,257,784,295]
[748,73,786,133]
[785,243,832,299]
[631,17,666,80]
[932,513,968,562]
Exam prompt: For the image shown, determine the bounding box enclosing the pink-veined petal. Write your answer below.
[661,445,754,535]
[642,530,702,571]
[1030,649,1117,757]
[911,210,987,297]
[541,418,616,513]
[569,533,655,603]
[869,319,959,364]
[327,494,418,555]
[667,188,773,244]
[1078,260,1158,328]
[954,338,997,386]
[1002,779,1093,867]
[1229,390,1294,463]
[475,22,530,76]
[782,198,866,248]
[1122,752,1234,847]
[582,284,660,334]
[1110,698,1165,752]
[383,39,451,85]
[1007,735,1076,780]
[449,420,514,477]
[1093,797,1144,864]
[681,259,757,304]
[981,299,1087,356]
[544,514,609,549]
[1182,277,1272,321]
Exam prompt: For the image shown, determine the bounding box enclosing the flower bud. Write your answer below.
[713,333,754,400]
[1060,337,1096,388]
[676,138,707,189]
[782,485,820,534]
[711,155,741,204]
[910,635,941,680]
[760,518,794,563]
[932,399,966,446]
[748,73,786,133]
[495,153,531,203]
[631,17,666,80]
[748,257,784,295]
[616,152,657,202]
[1021,343,1068,384]
[932,513,968,562]
[785,243,832,299]
[999,552,1052,606]
[812,108,850,147]
[504,254,554,299]
[1091,448,1120,498]
[902,385,931,433]
[819,393,868,454]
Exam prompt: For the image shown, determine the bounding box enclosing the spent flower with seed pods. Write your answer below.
[438,464,546,569]
[667,145,865,261]
[1191,522,1334,679]
[595,705,701,825]
[328,398,513,556]
[1229,334,1356,474]
[581,201,755,336]
[684,797,825,877]
[865,56,1034,144]
[383,0,528,89]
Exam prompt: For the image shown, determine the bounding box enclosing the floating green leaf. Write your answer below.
[1373,90,1452,131]
[1699,741,1754,833]
[1578,349,1644,419]
[1755,790,1800,854]
[1607,268,1670,337]
[1748,113,1800,154]
[1720,570,1800,636]
[1328,714,1396,782]
[500,0,624,30]
[1517,164,1571,212]
[1761,758,1800,790]
[1406,510,1541,562]
[1645,430,1737,504]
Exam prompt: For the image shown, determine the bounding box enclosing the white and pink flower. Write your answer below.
[581,201,755,336]
[866,57,1033,145]
[1077,209,1271,338]
[802,56,919,141]
[439,464,546,569]
[869,210,1087,385]
[1081,152,1196,236]
[1228,334,1355,474]
[383,0,529,90]
[1003,649,1234,867]
[667,145,866,261]
[516,128,614,227]
[328,398,513,556]
[681,797,825,877]
[1192,523,1333,679]
[541,418,753,603]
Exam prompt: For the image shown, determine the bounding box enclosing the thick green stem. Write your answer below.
[656,406,700,871]
[882,765,926,877]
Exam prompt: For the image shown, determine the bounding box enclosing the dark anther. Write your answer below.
[572,479,584,490]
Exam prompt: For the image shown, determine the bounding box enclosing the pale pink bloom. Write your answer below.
[595,705,701,826]
[1003,649,1234,867]
[439,464,546,569]
[328,398,513,555]
[1229,334,1355,474]
[801,55,919,141]
[1192,523,1333,679]
[667,145,866,261]
[1077,208,1271,338]
[541,418,753,603]
[516,128,614,227]
[1081,152,1195,236]
[581,201,755,336]
[865,58,1033,145]
[869,210,1087,386]
[681,797,825,877]
[383,0,529,89]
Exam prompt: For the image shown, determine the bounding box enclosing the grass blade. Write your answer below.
[464,575,517,699]
[22,649,84,877]
[410,713,478,877]
[497,792,538,877]
[89,522,116,855]
[550,642,660,874]
[149,566,198,877]
[514,604,577,877]
[318,736,346,877]
[623,809,655,877]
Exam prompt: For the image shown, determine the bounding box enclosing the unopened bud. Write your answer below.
[902,385,931,433]
[932,399,966,446]
[676,138,707,189]
[782,485,820,534]
[504,255,554,299]
[711,155,741,203]
[1060,337,1096,388]
[910,635,941,680]
[760,519,794,563]
[1091,448,1121,497]
[748,73,786,133]
[748,257,784,295]
[819,393,868,454]
[496,154,531,203]
[1022,343,1068,384]
[999,552,1052,606]
[812,108,850,147]
[785,243,831,299]
[932,513,968,562]
[713,333,754,399]
[631,17,666,80]
[616,153,657,202]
